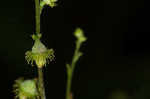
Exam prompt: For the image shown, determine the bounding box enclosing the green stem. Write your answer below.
[71,41,81,71]
[66,41,81,99]
[35,0,40,34]
[35,0,46,98]
[66,72,72,99]
[38,68,46,99]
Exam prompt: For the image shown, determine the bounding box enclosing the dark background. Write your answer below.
[2,0,150,99]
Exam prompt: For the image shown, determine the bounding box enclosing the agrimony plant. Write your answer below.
[13,0,87,99]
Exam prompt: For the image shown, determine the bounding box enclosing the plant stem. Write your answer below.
[66,41,81,99]
[71,41,80,71]
[38,68,46,99]
[66,72,72,99]
[35,0,46,99]
[35,0,40,34]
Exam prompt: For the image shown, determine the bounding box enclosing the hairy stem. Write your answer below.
[38,68,46,99]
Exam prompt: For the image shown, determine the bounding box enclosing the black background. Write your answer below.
[2,0,150,99]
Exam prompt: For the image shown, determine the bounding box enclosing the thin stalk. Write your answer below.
[71,41,80,71]
[38,68,46,99]
[66,72,72,99]
[66,41,81,99]
[35,0,40,34]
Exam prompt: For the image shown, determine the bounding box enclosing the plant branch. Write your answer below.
[66,28,86,99]
[38,68,46,99]
[66,41,82,99]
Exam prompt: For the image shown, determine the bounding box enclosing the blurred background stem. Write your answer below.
[66,41,82,99]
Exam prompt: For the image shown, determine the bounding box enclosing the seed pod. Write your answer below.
[25,34,55,68]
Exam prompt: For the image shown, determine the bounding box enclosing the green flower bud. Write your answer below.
[41,0,57,8]
[74,28,87,43]
[25,34,55,68]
